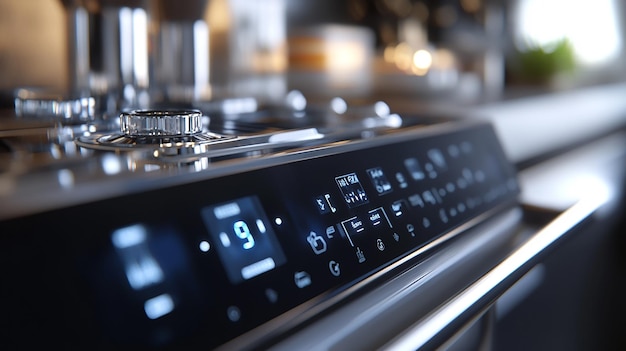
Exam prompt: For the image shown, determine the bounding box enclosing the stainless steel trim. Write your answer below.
[3,118,482,221]
[381,194,606,351]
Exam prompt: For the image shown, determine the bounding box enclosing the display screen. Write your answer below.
[201,196,286,284]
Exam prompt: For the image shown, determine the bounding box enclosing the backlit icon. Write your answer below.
[307,232,327,255]
[265,288,278,303]
[393,233,400,242]
[369,211,381,226]
[227,306,241,322]
[457,202,466,213]
[408,194,425,208]
[422,217,431,228]
[324,194,337,213]
[391,200,405,217]
[404,158,425,181]
[395,172,408,189]
[368,207,392,228]
[427,148,447,170]
[336,173,369,208]
[450,207,458,217]
[439,208,449,223]
[376,238,385,251]
[144,294,174,320]
[356,247,366,263]
[425,163,437,179]
[329,260,341,276]
[294,271,312,288]
[422,190,437,205]
[407,224,415,237]
[315,196,329,214]
[367,167,393,195]
[326,225,336,239]
[448,144,460,158]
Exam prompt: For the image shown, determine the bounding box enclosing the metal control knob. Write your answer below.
[120,109,203,136]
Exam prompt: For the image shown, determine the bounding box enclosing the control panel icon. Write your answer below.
[325,194,337,213]
[439,208,449,223]
[428,148,447,169]
[265,288,278,303]
[307,232,327,255]
[422,190,438,205]
[425,162,437,179]
[391,200,406,217]
[408,194,425,208]
[395,172,408,189]
[367,167,393,195]
[356,247,366,263]
[404,158,425,181]
[422,217,431,228]
[294,271,312,288]
[335,173,369,208]
[368,207,392,228]
[326,225,336,239]
[227,306,241,322]
[314,196,330,214]
[407,224,416,237]
[328,260,341,277]
[314,194,337,214]
[376,239,385,251]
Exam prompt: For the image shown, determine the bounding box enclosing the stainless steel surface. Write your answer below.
[0,105,451,221]
[383,197,601,351]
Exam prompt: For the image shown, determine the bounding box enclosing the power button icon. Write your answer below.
[307,231,327,255]
[329,260,341,277]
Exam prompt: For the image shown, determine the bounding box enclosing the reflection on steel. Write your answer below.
[383,193,607,351]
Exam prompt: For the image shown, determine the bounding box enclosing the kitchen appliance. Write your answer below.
[0,94,527,350]
[3,0,626,348]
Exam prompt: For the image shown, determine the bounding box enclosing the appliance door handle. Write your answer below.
[381,195,605,351]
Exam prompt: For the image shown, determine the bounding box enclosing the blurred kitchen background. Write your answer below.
[1,0,625,106]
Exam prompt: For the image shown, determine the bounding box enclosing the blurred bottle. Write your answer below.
[151,0,210,105]
[60,0,151,114]
[207,0,287,103]
[152,0,287,105]
[59,0,288,113]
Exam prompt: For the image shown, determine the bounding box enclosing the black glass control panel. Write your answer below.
[0,122,519,350]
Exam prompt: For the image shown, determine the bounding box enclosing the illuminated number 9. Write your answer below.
[234,220,255,249]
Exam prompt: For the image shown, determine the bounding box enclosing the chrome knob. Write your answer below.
[120,109,202,136]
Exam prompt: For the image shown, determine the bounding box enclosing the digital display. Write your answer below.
[201,196,286,284]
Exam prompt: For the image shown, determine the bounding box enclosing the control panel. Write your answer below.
[0,122,519,349]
